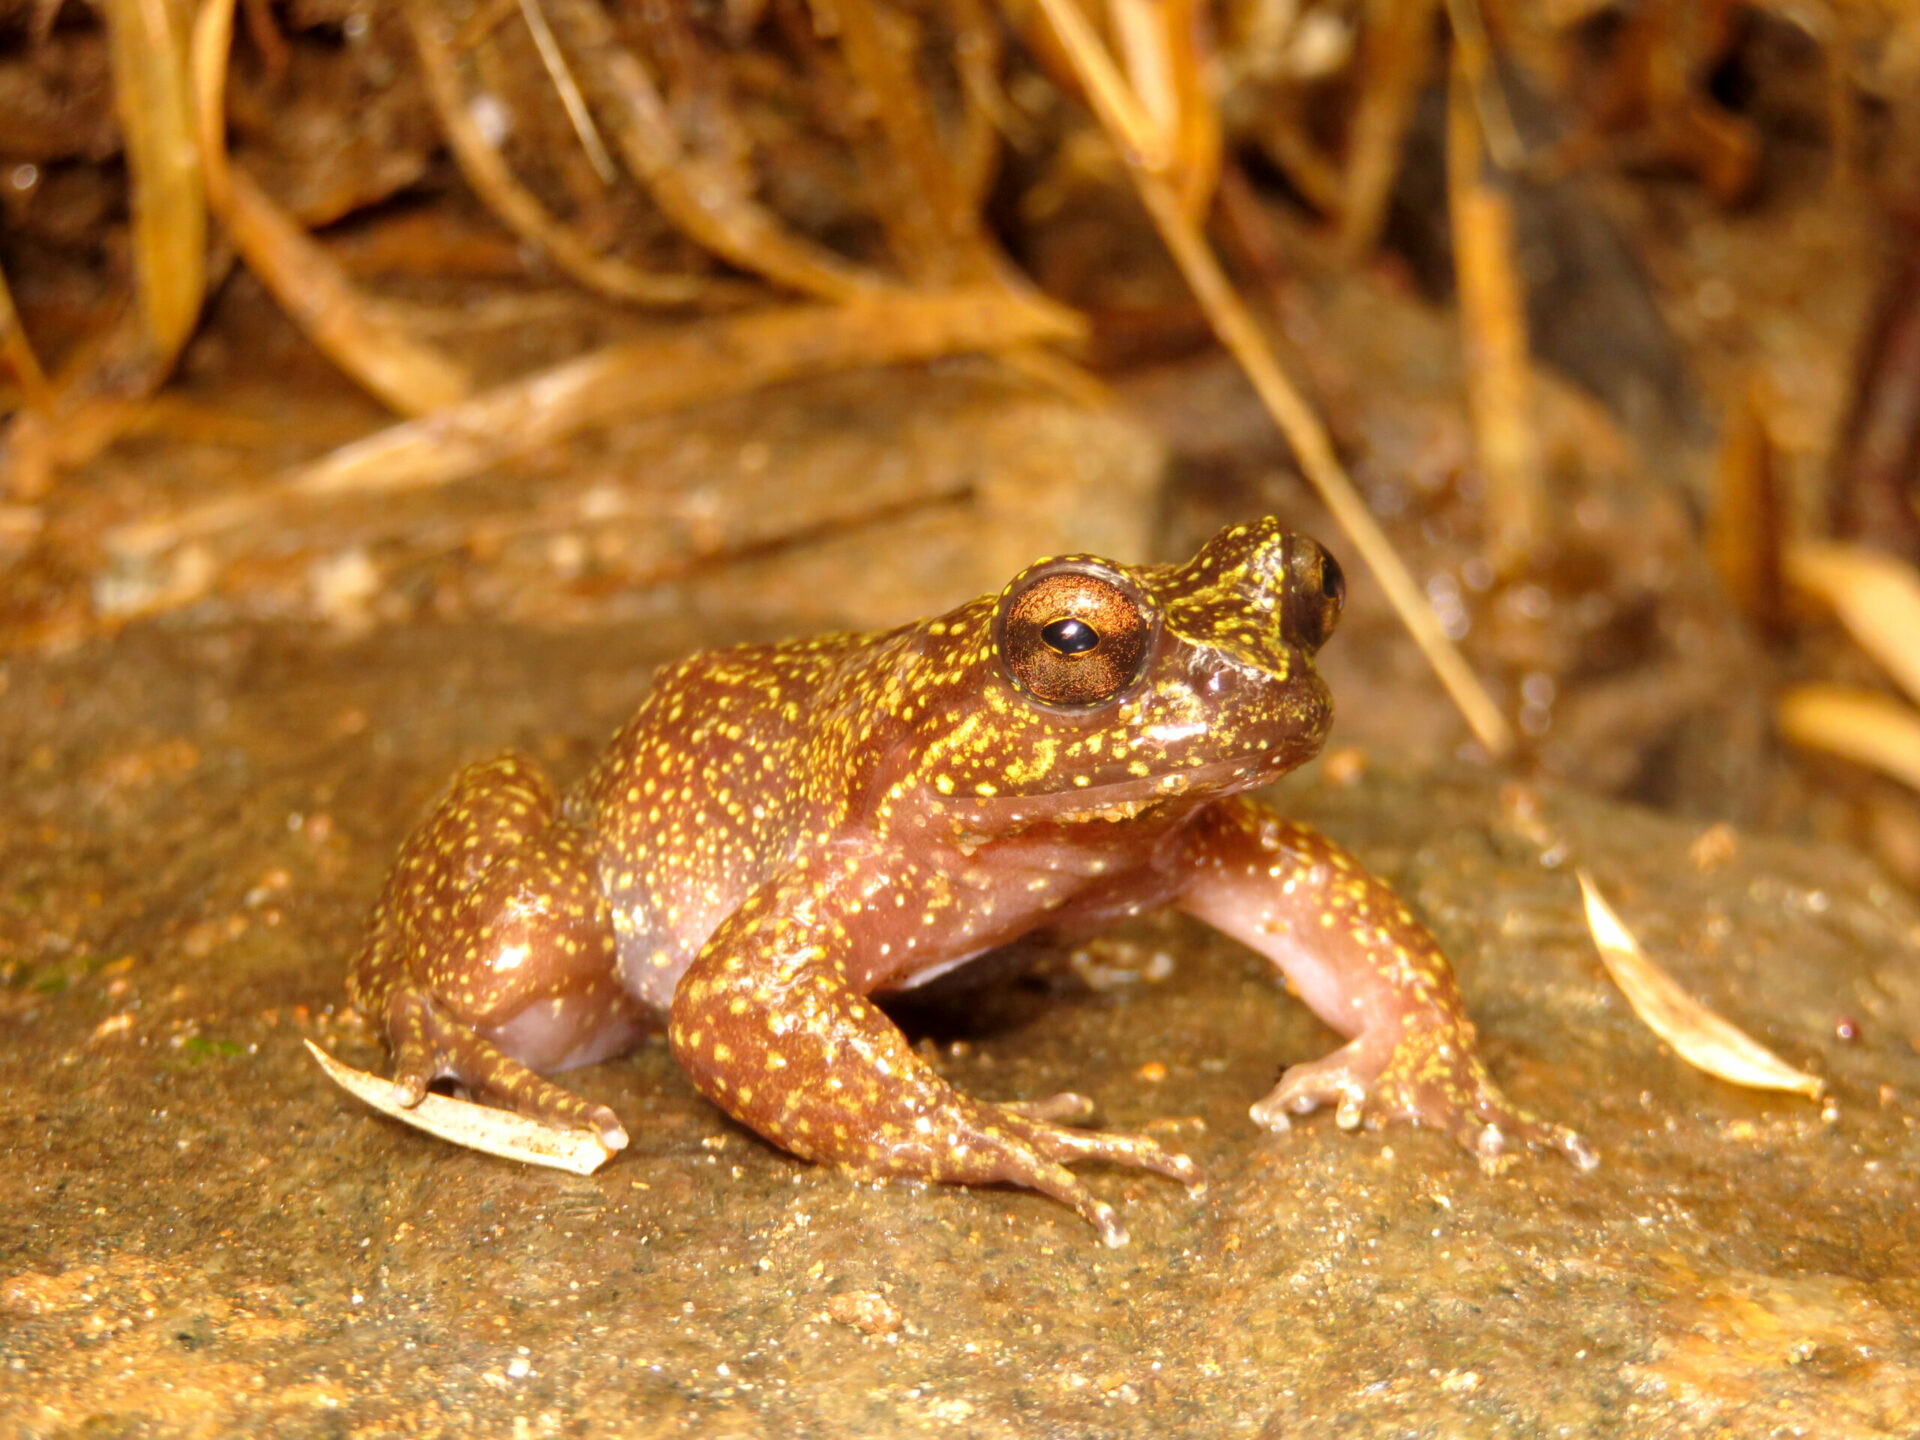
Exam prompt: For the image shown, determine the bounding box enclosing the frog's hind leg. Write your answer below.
[666,869,1201,1246]
[348,754,653,1149]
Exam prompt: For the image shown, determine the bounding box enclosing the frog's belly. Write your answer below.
[484,1001,654,1075]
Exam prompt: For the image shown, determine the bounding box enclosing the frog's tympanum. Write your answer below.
[348,519,1592,1243]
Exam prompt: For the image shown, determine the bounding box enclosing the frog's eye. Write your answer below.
[1001,568,1152,708]
[1284,537,1345,653]
[1321,551,1346,610]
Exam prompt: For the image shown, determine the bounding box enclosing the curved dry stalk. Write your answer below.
[1030,0,1515,757]
[193,0,470,417]
[1109,0,1220,221]
[540,0,888,302]
[1009,0,1174,176]
[1439,0,1524,169]
[826,2,1096,406]
[405,0,733,307]
[1255,105,1347,218]
[106,284,1082,561]
[5,0,205,497]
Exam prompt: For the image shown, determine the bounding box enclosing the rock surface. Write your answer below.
[3,618,1917,1439]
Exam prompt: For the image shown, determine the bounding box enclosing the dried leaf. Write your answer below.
[305,1039,615,1175]
[1785,541,1920,709]
[1777,683,1920,793]
[1577,871,1825,1100]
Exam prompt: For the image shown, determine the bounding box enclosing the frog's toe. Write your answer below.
[1250,1045,1376,1133]
[1464,1090,1598,1172]
[997,1091,1097,1124]
[385,989,630,1150]
[993,1106,1204,1192]
[913,1104,1202,1243]
[1256,1026,1593,1173]
[1407,1049,1595,1173]
[947,1131,1135,1246]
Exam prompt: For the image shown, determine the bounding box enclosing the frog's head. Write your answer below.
[876,518,1343,833]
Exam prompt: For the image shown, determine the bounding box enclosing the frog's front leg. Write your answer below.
[1179,794,1594,1169]
[666,861,1201,1245]
[348,755,654,1149]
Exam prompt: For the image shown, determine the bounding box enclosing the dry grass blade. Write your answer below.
[824,1,1095,406]
[0,256,52,411]
[405,0,719,307]
[192,0,470,416]
[1577,871,1825,1100]
[1440,0,1524,169]
[517,0,618,184]
[1447,46,1543,568]
[1706,380,1784,631]
[1016,0,1173,176]
[0,300,190,500]
[827,0,990,283]
[1778,684,1920,792]
[103,0,206,369]
[1031,0,1515,757]
[1785,541,1920,709]
[305,1040,615,1174]
[542,0,885,301]
[1108,0,1220,221]
[948,0,1010,214]
[226,172,475,414]
[107,284,1082,558]
[1337,0,1439,258]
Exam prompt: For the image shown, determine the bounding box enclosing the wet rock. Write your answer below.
[2,620,1916,1437]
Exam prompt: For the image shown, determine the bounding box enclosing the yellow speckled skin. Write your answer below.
[348,518,1590,1244]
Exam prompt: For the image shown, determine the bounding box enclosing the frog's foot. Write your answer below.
[1252,1021,1595,1172]
[933,1100,1203,1247]
[387,989,629,1151]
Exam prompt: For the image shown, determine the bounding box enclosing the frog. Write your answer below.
[347,517,1593,1244]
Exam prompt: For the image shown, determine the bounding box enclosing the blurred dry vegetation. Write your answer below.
[5,0,1920,881]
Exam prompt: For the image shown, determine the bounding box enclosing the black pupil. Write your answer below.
[1041,616,1099,655]
[1321,555,1346,606]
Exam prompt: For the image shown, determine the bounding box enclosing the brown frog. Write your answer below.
[348,518,1592,1244]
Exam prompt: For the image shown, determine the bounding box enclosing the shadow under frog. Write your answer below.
[347,518,1593,1245]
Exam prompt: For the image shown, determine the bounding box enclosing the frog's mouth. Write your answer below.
[946,752,1287,838]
